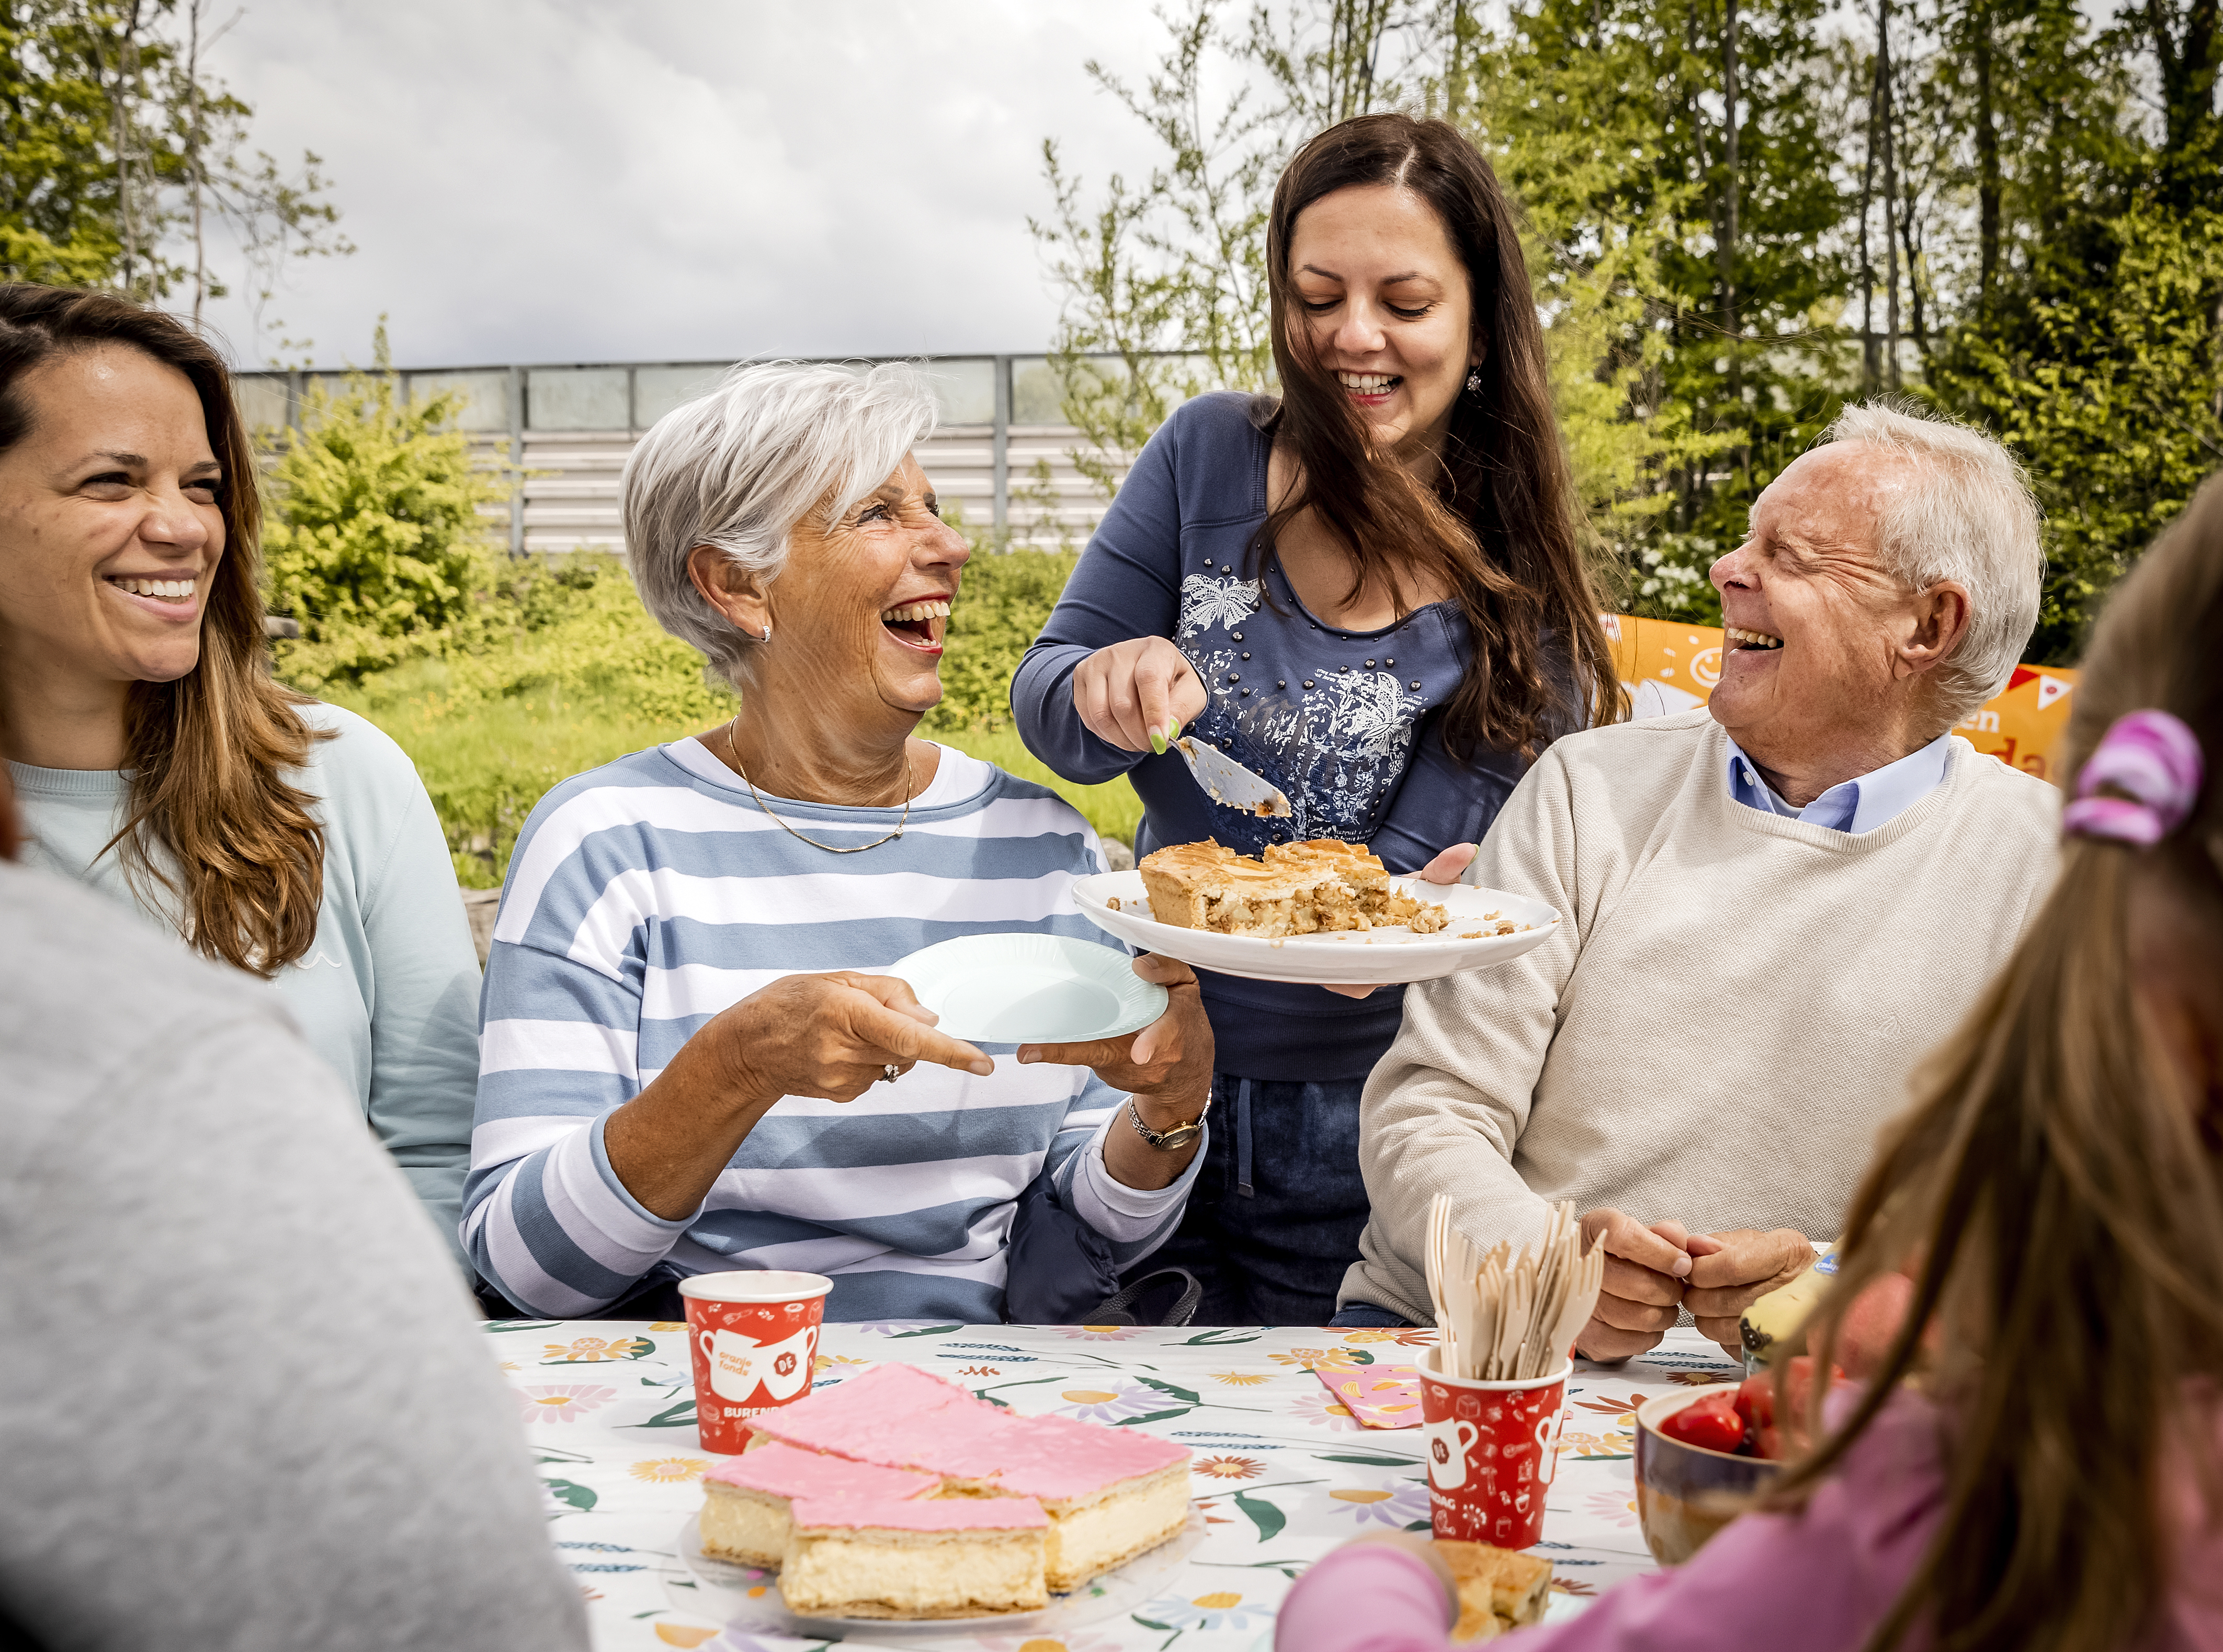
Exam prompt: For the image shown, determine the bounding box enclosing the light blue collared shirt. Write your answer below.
[1724,731,1955,834]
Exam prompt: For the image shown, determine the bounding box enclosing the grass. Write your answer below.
[307,549,1139,886]
[937,725,1143,846]
[327,663,1141,888]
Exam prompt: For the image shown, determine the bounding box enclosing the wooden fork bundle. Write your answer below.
[1423,1194,1605,1383]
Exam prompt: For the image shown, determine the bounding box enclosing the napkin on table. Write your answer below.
[1317,1363,1424,1428]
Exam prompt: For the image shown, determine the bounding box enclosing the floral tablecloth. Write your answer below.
[489,1319,1742,1650]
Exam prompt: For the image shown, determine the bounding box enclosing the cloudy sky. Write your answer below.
[192,2,1177,372]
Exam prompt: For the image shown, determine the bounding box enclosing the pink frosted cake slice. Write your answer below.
[699,1442,938,1568]
[746,1362,1193,1593]
[743,1362,995,1463]
[778,1495,1049,1619]
[916,1411,1192,1591]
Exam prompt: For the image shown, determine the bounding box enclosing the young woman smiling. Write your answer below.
[0,285,482,1277]
[1014,114,1621,1325]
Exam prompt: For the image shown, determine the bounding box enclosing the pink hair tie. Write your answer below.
[2062,709,2205,848]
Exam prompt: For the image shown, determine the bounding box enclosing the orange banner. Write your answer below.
[1601,615,2077,782]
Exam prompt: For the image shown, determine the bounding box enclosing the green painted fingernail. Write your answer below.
[1149,727,1168,755]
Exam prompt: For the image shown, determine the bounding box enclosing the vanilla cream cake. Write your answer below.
[977,1411,1192,1591]
[701,1442,937,1568]
[1140,837,1448,937]
[779,1495,1049,1619]
[739,1362,1192,1593]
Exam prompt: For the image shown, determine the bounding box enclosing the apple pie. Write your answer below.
[1138,838,1449,938]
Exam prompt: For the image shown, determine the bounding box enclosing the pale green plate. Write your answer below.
[885,933,1166,1044]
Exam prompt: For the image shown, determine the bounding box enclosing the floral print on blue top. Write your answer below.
[1013,392,1536,1083]
[1172,558,1466,856]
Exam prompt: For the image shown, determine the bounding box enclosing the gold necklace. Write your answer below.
[724,716,914,854]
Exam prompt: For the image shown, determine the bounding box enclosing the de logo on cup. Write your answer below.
[677,1270,833,1454]
[1417,1345,1571,1549]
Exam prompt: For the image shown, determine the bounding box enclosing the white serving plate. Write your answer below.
[884,932,1167,1043]
[1070,870,1559,986]
[675,1506,1208,1640]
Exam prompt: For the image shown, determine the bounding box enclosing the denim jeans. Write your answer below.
[1131,1072,1371,1326]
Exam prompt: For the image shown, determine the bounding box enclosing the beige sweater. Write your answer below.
[1343,709,2060,1324]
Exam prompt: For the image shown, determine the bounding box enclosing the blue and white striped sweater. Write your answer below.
[464,739,1198,1321]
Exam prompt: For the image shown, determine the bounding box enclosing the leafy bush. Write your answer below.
[264,356,513,688]
[313,547,1137,885]
[921,546,1081,734]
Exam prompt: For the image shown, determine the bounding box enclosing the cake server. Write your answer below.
[1171,735,1291,819]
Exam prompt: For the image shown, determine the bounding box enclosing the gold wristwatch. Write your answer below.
[1125,1094,1211,1151]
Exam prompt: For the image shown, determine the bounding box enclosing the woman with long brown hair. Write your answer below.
[1275,480,2223,1649]
[1014,114,1620,1323]
[0,284,481,1276]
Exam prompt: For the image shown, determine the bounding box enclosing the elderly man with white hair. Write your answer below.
[464,362,1213,1323]
[1336,403,2059,1355]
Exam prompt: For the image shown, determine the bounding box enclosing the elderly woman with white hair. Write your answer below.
[1339,401,2061,1349]
[463,363,1212,1322]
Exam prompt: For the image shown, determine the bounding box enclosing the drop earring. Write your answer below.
[1465,367,1483,394]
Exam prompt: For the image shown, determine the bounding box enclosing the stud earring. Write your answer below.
[1465,368,1483,394]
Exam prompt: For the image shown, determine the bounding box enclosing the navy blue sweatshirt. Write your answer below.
[1012,392,1540,1082]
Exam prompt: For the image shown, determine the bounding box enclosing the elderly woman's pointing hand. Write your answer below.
[604,972,996,1220]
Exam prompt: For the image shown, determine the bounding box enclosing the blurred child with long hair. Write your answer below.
[1277,478,2223,1652]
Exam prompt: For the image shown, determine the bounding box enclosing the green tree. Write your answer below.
[1912,0,2222,658]
[1035,0,1846,619]
[1462,0,1855,624]
[264,327,514,689]
[0,0,347,347]
[2,1,140,285]
[1930,207,2223,662]
[1030,2,1449,492]
[1038,0,2222,648]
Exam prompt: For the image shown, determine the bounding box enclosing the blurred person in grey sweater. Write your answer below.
[0,755,586,1648]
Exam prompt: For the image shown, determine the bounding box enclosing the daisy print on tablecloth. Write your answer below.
[1338,1327,1437,1347]
[974,1632,1127,1652]
[1192,1454,1267,1481]
[1051,1382,1170,1423]
[1140,1589,1273,1633]
[1324,1476,1432,1528]
[980,1634,1130,1652]
[1572,1391,1648,1421]
[1582,1488,1640,1527]
[1266,1345,1360,1372]
[1559,1425,1635,1462]
[540,1333,652,1364]
[628,1456,709,1485]
[1059,1324,1147,1342]
[1208,1370,1269,1387]
[1285,1387,1365,1432]
[515,1384,618,1424]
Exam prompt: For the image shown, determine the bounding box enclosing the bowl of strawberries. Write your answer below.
[1632,1357,1841,1566]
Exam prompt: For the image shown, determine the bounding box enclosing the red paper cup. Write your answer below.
[677,1270,833,1454]
[1417,1346,1572,1548]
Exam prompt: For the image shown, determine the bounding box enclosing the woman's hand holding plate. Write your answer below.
[1321,842,1478,999]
